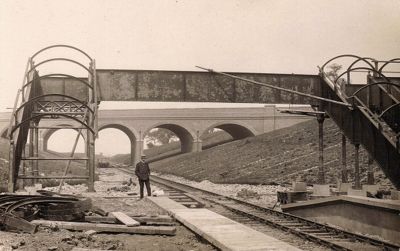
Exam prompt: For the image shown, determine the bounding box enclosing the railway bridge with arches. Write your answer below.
[1,106,311,165]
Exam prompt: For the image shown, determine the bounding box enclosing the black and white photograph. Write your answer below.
[0,1,399,250]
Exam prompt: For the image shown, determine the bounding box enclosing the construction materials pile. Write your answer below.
[0,192,176,236]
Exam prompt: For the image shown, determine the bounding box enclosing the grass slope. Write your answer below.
[150,119,393,188]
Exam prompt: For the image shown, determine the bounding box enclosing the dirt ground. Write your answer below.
[0,168,216,251]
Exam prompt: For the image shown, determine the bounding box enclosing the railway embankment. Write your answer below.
[150,119,392,189]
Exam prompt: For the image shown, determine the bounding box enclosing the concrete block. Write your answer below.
[348,188,367,197]
[312,184,330,196]
[390,190,400,200]
[362,185,380,195]
[338,182,352,193]
[0,245,13,251]
[292,182,307,192]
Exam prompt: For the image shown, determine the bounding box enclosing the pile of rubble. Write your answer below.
[0,191,176,237]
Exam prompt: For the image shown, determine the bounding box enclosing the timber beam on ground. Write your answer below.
[31,220,177,235]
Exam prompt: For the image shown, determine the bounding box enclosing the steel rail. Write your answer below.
[140,172,399,251]
[5,197,78,213]
[196,66,352,107]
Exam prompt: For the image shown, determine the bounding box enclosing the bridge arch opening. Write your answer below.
[45,129,86,154]
[97,124,137,165]
[144,124,195,155]
[201,122,256,149]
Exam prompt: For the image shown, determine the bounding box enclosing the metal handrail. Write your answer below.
[14,94,94,115]
[7,58,32,138]
[28,58,93,75]
[320,54,375,72]
[334,67,389,85]
[22,73,92,90]
[10,113,95,136]
[349,81,400,98]
[31,44,92,62]
[378,58,400,73]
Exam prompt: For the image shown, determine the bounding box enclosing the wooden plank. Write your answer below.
[126,214,174,223]
[109,212,140,227]
[84,216,175,226]
[0,214,37,234]
[31,220,176,235]
[72,248,109,251]
[71,248,108,251]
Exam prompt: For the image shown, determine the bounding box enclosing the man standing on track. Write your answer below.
[135,154,151,199]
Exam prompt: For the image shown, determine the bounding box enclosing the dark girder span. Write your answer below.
[196,66,351,107]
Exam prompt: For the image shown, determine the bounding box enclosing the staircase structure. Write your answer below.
[7,45,98,192]
[318,55,400,189]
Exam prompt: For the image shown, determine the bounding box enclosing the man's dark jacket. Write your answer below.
[135,161,150,180]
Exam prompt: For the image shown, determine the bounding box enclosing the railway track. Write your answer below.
[118,168,399,251]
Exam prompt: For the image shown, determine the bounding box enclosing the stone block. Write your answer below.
[348,188,367,197]
[338,182,352,193]
[390,190,400,200]
[292,182,307,192]
[312,184,330,197]
[362,185,380,195]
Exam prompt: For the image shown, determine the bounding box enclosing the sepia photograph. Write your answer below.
[0,1,399,250]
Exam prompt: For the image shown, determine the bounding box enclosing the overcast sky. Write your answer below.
[1,0,399,155]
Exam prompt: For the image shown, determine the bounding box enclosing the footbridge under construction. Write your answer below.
[5,45,400,192]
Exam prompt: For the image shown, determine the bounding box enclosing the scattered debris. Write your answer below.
[236,188,261,199]
[152,189,165,197]
[0,192,177,238]
[106,185,131,192]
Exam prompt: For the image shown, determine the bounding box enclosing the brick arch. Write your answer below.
[201,121,257,140]
[144,122,197,153]
[98,123,138,142]
[98,123,139,165]
[42,124,86,152]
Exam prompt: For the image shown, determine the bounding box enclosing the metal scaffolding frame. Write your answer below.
[7,45,98,192]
